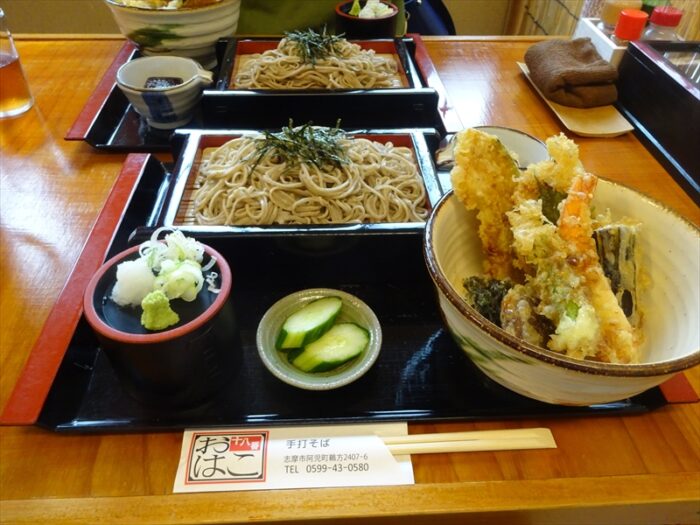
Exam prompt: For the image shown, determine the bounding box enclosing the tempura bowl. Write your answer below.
[424,183,700,405]
[104,0,241,69]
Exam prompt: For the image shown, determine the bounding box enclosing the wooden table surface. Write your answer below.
[1,36,699,525]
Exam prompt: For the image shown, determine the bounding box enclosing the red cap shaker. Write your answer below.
[614,8,649,41]
[649,6,683,27]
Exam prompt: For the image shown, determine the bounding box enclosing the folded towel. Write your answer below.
[524,38,618,108]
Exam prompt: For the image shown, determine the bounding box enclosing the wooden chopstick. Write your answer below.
[382,428,556,455]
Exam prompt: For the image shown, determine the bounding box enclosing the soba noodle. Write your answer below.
[234,36,402,89]
[193,132,428,226]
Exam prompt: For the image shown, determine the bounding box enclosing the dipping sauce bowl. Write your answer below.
[116,55,213,129]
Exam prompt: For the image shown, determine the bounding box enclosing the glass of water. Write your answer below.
[0,7,33,118]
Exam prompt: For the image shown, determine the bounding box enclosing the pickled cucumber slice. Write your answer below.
[289,323,370,373]
[276,296,343,350]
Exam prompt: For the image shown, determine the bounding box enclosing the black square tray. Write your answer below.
[33,154,667,433]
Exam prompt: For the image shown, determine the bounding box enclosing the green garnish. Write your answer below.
[349,0,362,16]
[284,27,344,64]
[250,120,348,173]
[564,300,579,320]
[537,178,567,224]
[141,290,180,331]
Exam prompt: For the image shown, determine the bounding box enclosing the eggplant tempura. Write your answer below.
[451,129,641,364]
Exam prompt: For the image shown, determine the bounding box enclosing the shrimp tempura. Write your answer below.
[555,173,638,363]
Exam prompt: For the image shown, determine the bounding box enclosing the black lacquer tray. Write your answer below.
[66,35,461,153]
[33,154,668,433]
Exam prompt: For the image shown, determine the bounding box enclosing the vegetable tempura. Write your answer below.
[451,129,641,364]
[450,129,519,280]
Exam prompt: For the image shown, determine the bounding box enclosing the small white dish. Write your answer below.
[256,288,382,390]
[517,61,633,138]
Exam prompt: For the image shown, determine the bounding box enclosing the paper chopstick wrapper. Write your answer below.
[173,425,556,493]
[173,423,414,493]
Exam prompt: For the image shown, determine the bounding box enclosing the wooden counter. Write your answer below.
[1,37,698,525]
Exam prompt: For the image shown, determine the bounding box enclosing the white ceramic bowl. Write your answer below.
[424,182,700,406]
[104,0,241,68]
[256,288,382,390]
